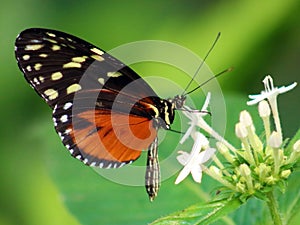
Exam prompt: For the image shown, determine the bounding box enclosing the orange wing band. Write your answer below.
[69,109,157,164]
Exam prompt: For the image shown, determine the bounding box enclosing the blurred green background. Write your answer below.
[1,1,299,225]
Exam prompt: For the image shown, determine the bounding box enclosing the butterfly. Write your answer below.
[15,28,188,201]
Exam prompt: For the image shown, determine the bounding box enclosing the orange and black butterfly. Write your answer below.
[15,28,188,200]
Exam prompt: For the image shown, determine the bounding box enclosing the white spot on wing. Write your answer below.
[51,45,61,51]
[51,72,63,80]
[39,76,45,83]
[72,56,87,63]
[98,78,105,85]
[33,77,39,85]
[63,62,81,68]
[30,39,40,43]
[53,104,58,112]
[91,55,104,61]
[34,63,42,71]
[44,89,58,100]
[65,128,72,134]
[22,55,30,60]
[39,53,48,58]
[60,115,68,123]
[25,44,44,51]
[26,65,32,72]
[53,118,57,125]
[63,102,72,110]
[67,37,74,43]
[107,71,122,77]
[90,47,104,55]
[45,38,57,44]
[58,132,64,140]
[46,32,56,37]
[67,83,82,94]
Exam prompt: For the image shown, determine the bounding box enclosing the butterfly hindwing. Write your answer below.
[52,90,158,167]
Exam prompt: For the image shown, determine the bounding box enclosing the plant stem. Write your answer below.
[266,191,282,225]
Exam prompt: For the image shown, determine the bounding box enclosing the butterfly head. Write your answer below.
[170,95,186,109]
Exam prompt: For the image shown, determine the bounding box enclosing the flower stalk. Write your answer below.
[266,191,283,225]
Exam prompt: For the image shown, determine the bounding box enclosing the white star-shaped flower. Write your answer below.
[180,92,211,144]
[247,75,297,105]
[247,75,297,140]
[175,132,216,184]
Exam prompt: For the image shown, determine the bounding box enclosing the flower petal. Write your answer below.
[175,165,192,184]
[180,125,195,144]
[247,76,297,106]
[191,165,203,183]
[176,151,190,165]
[247,94,268,105]
[278,82,297,94]
[196,148,216,163]
[201,92,211,111]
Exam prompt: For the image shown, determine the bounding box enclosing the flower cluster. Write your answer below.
[175,75,298,199]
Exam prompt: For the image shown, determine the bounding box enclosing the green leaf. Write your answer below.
[285,128,300,155]
[150,197,243,225]
[279,171,300,225]
[285,187,300,225]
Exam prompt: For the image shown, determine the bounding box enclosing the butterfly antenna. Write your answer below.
[169,128,184,134]
[183,67,233,96]
[181,32,221,96]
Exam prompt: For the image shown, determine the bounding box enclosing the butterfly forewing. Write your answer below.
[15,28,157,108]
[15,28,159,165]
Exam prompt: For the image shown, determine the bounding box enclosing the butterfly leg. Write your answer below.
[145,137,160,201]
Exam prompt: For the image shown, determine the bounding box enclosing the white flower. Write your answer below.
[247,75,297,140]
[175,132,216,184]
[247,75,297,105]
[179,92,211,144]
[181,92,236,152]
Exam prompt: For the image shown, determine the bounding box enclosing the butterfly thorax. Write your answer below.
[139,95,186,130]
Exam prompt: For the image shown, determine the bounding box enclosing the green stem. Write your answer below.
[266,191,282,225]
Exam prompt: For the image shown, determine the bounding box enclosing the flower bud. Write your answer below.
[254,163,270,181]
[266,176,276,185]
[239,164,254,193]
[293,140,300,152]
[236,182,246,192]
[269,131,282,148]
[286,140,300,164]
[235,122,248,138]
[239,110,253,127]
[254,183,262,190]
[258,100,271,117]
[281,170,291,179]
[239,164,251,177]
[209,166,222,177]
[217,142,234,164]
